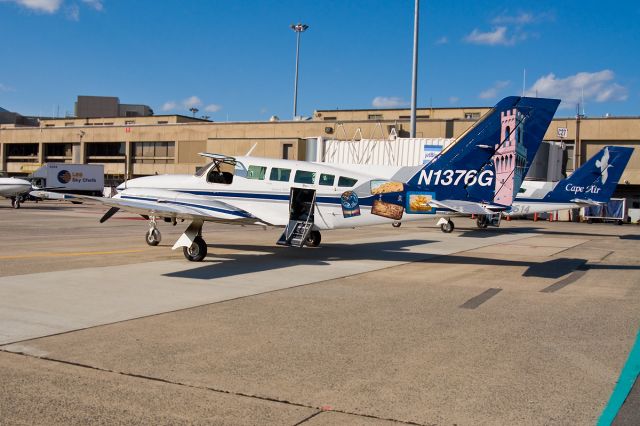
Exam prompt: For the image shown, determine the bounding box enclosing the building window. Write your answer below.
[323,116,337,121]
[65,122,75,126]
[45,124,55,127]
[86,142,126,163]
[6,143,39,162]
[368,114,383,120]
[157,121,169,124]
[132,142,175,164]
[399,115,430,119]
[125,120,135,125]
[465,112,481,119]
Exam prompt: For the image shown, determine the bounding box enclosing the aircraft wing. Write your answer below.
[428,199,505,215]
[30,190,271,226]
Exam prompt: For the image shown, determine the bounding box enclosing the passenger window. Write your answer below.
[319,173,335,186]
[338,176,358,187]
[294,170,316,184]
[270,167,291,182]
[247,165,267,180]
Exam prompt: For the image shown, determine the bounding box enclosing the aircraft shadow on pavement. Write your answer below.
[453,225,637,239]
[163,238,640,281]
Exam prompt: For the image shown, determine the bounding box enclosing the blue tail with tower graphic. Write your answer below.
[541,146,634,203]
[405,96,560,206]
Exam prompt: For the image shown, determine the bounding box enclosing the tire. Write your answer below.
[476,217,488,229]
[392,221,402,228]
[146,228,161,246]
[440,221,454,233]
[305,230,322,247]
[587,218,593,224]
[183,236,207,261]
[13,198,20,209]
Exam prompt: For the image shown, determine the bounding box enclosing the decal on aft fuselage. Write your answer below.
[417,169,494,187]
[406,191,436,214]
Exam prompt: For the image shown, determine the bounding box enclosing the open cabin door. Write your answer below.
[277,187,316,247]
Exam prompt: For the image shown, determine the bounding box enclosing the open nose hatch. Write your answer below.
[277,187,316,247]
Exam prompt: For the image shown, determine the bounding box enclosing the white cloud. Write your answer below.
[65,3,79,20]
[372,96,408,108]
[465,27,516,46]
[449,96,460,104]
[0,83,15,92]
[526,70,628,109]
[81,0,102,11]
[491,11,554,26]
[479,80,510,99]
[2,0,63,13]
[204,104,221,113]
[161,101,177,112]
[435,36,448,45]
[182,96,202,109]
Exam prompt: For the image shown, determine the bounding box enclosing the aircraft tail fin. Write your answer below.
[543,146,634,203]
[403,96,560,205]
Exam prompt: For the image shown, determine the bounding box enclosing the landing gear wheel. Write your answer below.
[12,197,20,209]
[306,230,322,247]
[146,228,161,246]
[476,216,488,229]
[392,221,402,228]
[183,236,207,262]
[440,220,454,233]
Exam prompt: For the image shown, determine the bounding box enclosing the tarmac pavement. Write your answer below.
[0,202,639,424]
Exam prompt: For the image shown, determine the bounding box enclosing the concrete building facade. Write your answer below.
[1,105,639,203]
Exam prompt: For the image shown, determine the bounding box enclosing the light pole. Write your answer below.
[410,0,419,138]
[291,23,309,119]
[189,107,199,118]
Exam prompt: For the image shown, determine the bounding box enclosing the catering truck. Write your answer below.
[30,163,104,196]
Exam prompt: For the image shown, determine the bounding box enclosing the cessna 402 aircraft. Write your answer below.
[33,96,558,261]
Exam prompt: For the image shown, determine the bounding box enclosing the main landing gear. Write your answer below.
[476,215,489,229]
[437,217,455,233]
[10,197,21,209]
[145,217,161,246]
[183,236,207,262]
[305,230,322,247]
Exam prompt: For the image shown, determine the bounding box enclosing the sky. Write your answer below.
[0,0,639,120]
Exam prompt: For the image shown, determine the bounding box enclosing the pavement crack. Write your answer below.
[1,349,429,426]
[292,410,323,425]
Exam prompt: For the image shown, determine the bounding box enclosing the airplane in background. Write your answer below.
[488,145,634,224]
[0,176,31,208]
[32,96,559,261]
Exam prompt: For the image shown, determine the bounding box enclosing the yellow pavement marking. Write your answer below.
[0,249,147,260]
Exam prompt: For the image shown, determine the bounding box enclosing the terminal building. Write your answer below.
[1,97,639,206]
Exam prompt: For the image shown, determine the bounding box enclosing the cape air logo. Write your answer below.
[595,147,610,184]
[57,170,71,184]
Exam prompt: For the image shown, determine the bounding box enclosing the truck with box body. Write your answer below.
[30,163,104,196]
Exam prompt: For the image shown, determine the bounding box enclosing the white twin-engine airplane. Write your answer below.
[0,176,32,208]
[33,96,559,261]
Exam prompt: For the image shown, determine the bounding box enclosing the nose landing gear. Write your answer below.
[145,217,161,246]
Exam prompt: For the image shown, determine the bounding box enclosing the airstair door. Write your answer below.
[277,187,316,247]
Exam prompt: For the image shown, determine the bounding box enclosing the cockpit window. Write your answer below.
[338,176,358,187]
[247,165,267,180]
[206,161,235,185]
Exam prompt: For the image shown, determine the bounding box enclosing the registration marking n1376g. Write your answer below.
[418,169,494,186]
